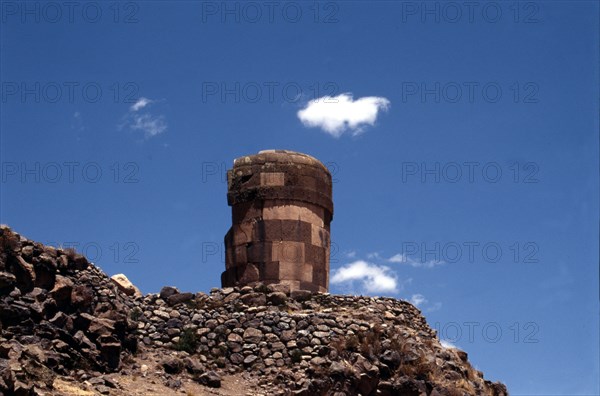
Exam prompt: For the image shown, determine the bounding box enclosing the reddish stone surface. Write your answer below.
[222,150,333,292]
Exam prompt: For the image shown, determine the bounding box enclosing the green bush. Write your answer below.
[290,349,302,364]
[175,328,199,353]
[129,308,142,321]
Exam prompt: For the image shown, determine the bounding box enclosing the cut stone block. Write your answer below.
[260,172,285,186]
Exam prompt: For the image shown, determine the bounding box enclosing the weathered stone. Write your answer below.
[240,292,267,306]
[329,361,347,376]
[161,357,184,374]
[381,350,402,369]
[13,256,36,292]
[223,292,241,303]
[98,337,121,370]
[267,283,291,295]
[166,379,182,389]
[0,272,16,290]
[198,370,221,388]
[310,356,327,366]
[290,290,312,302]
[159,286,179,300]
[267,292,288,305]
[227,333,243,343]
[166,292,194,306]
[243,354,258,365]
[74,330,96,350]
[88,317,116,338]
[110,274,142,298]
[72,254,89,270]
[271,341,285,351]
[21,245,34,260]
[243,328,263,344]
[183,357,204,374]
[229,353,244,364]
[71,285,94,309]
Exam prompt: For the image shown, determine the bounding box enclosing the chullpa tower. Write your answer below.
[222,150,333,292]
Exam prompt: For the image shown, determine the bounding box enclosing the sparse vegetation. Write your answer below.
[290,348,302,363]
[175,328,199,354]
[129,307,143,321]
[63,246,77,260]
[345,334,359,352]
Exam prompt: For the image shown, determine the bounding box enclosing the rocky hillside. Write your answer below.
[0,226,508,396]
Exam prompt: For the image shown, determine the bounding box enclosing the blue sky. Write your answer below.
[1,1,598,394]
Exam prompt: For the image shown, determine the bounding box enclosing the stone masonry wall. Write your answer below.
[222,150,333,293]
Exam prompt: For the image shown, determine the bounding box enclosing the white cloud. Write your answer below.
[426,302,442,312]
[388,253,444,269]
[345,251,357,259]
[130,97,153,112]
[440,340,457,349]
[297,93,390,137]
[408,293,441,312]
[330,260,398,294]
[71,111,85,132]
[121,97,167,139]
[129,113,167,138]
[410,293,427,307]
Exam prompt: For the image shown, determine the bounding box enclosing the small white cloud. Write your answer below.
[130,97,153,112]
[426,302,442,312]
[330,260,398,294]
[410,293,427,307]
[389,253,444,269]
[440,340,457,349]
[129,113,167,138]
[120,97,167,139]
[408,293,442,312]
[345,251,357,259]
[367,252,381,260]
[297,93,390,137]
[71,111,85,132]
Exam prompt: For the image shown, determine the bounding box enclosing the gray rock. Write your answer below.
[240,292,267,306]
[243,327,263,343]
[198,370,221,388]
[161,357,183,374]
[290,290,312,302]
[243,354,258,365]
[159,286,179,300]
[267,292,288,305]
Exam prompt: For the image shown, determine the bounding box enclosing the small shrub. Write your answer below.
[129,307,143,321]
[63,247,77,260]
[358,326,383,357]
[345,335,359,352]
[175,328,199,354]
[290,349,302,364]
[329,337,346,356]
[389,336,404,352]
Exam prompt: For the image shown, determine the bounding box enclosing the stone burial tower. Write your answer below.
[222,150,333,293]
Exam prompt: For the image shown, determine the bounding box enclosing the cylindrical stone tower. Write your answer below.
[222,150,333,292]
